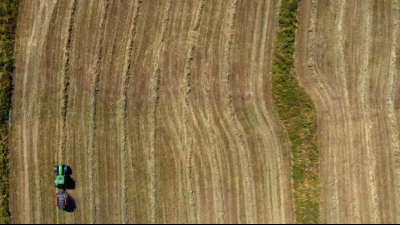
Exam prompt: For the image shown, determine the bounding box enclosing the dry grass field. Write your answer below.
[8,0,400,224]
[296,0,400,223]
[10,0,294,223]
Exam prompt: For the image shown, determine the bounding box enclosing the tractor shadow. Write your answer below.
[64,166,76,190]
[65,176,76,190]
[65,196,76,213]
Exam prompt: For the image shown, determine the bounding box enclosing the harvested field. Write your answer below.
[296,0,400,223]
[10,0,294,223]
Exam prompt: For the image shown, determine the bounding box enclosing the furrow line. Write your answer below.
[56,1,78,222]
[221,0,265,222]
[208,2,230,223]
[221,0,238,118]
[358,2,379,223]
[298,0,331,108]
[386,0,400,221]
[182,0,205,223]
[148,1,171,222]
[88,1,110,223]
[249,1,275,222]
[30,7,43,223]
[31,2,58,222]
[183,0,205,102]
[331,1,347,221]
[59,0,78,162]
[119,1,142,223]
[208,1,239,222]
[254,1,292,222]
[20,2,46,222]
[193,4,225,218]
[220,0,257,223]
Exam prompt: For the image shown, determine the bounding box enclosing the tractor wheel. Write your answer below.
[54,165,59,175]
[63,166,69,176]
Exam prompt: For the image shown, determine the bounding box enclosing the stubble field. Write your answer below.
[10,0,294,223]
[9,0,400,224]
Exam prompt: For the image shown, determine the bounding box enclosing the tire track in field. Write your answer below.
[387,1,400,221]
[250,1,293,222]
[358,2,380,222]
[21,1,58,222]
[370,1,400,221]
[297,1,348,221]
[335,1,385,222]
[248,1,276,221]
[153,3,198,221]
[119,1,141,223]
[147,1,171,222]
[182,0,205,223]
[13,1,72,223]
[88,1,110,223]
[9,1,30,220]
[13,1,294,223]
[297,0,400,223]
[185,2,226,220]
[33,3,59,220]
[335,0,355,221]
[93,3,129,220]
[20,2,45,221]
[231,1,293,222]
[59,0,104,222]
[207,1,250,222]
[200,3,229,222]
[221,1,290,222]
[309,0,356,221]
[219,1,258,223]
[189,1,285,222]
[57,1,77,223]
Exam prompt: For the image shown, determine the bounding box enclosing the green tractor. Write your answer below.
[54,164,70,189]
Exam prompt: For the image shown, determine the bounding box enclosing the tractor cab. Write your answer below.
[54,164,69,188]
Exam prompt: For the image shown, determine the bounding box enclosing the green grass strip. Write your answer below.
[272,0,320,223]
[0,0,18,223]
